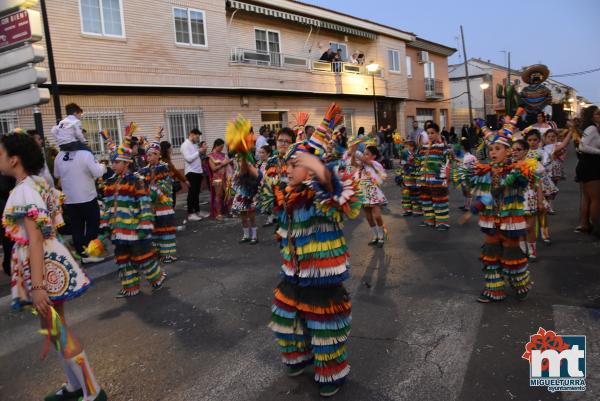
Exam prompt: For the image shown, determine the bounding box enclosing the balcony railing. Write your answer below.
[230,48,373,76]
[425,78,444,99]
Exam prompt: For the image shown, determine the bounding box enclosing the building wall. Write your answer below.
[402,47,452,133]
[15,91,376,167]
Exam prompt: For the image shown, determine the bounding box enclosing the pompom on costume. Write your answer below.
[463,111,534,302]
[266,103,363,391]
[100,132,166,297]
[138,132,177,262]
[3,176,91,310]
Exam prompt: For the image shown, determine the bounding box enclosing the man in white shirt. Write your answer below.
[180,128,205,221]
[54,149,107,263]
[255,126,268,159]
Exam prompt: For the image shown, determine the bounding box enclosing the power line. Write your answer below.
[550,67,600,78]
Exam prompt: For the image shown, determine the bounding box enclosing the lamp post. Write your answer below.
[367,63,380,132]
[480,82,490,122]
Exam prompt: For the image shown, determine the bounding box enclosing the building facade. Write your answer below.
[2,0,454,164]
[449,58,581,129]
[404,38,455,133]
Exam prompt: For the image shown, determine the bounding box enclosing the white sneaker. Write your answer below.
[197,211,210,219]
[81,255,105,264]
[188,214,203,221]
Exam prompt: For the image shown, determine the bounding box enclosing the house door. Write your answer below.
[261,111,287,133]
[377,101,397,130]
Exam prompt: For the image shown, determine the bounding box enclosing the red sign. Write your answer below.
[0,9,32,50]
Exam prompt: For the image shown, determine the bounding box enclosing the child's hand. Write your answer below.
[295,152,327,182]
[31,289,52,318]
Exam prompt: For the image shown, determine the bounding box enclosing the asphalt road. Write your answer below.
[0,154,598,401]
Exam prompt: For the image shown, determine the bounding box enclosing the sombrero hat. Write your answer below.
[521,64,550,84]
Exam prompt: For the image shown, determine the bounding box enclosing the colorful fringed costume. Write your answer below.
[400,149,421,215]
[266,103,362,392]
[3,176,91,310]
[100,135,165,297]
[268,163,362,387]
[138,162,176,260]
[418,141,450,228]
[463,161,535,301]
[231,159,261,214]
[256,155,288,216]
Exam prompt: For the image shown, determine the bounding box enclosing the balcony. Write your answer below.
[425,78,444,99]
[230,47,372,76]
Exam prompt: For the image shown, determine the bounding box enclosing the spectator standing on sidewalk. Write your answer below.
[181,128,205,221]
[54,148,107,263]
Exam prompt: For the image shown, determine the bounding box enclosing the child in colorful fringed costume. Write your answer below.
[461,122,534,303]
[226,115,261,243]
[349,143,388,246]
[399,141,422,216]
[256,145,274,226]
[256,127,296,223]
[418,123,451,230]
[138,133,177,264]
[100,132,166,298]
[0,132,107,401]
[266,103,362,397]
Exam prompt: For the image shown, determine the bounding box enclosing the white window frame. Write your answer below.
[254,28,282,53]
[424,61,435,79]
[406,56,412,78]
[342,109,354,136]
[78,0,126,38]
[387,49,401,73]
[80,112,124,156]
[0,112,18,135]
[329,41,348,61]
[166,110,204,149]
[172,6,208,48]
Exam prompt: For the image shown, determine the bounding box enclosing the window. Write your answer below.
[387,49,400,72]
[80,0,124,37]
[80,112,123,155]
[342,110,354,136]
[173,7,207,46]
[329,42,348,61]
[255,29,281,66]
[167,110,203,149]
[424,61,435,79]
[406,56,412,78]
[0,112,18,135]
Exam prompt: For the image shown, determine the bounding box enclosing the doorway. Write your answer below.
[260,111,288,133]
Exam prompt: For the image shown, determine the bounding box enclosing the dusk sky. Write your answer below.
[305,0,600,105]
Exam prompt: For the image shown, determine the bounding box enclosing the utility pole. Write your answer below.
[507,51,511,84]
[460,26,473,126]
[40,0,61,123]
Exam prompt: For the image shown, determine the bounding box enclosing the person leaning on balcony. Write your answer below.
[319,47,334,62]
[181,128,205,222]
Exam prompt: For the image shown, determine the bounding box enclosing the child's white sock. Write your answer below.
[376,226,384,239]
[371,226,378,239]
[243,227,250,239]
[250,227,257,239]
[65,351,101,400]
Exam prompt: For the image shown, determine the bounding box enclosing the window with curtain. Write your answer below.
[388,49,400,72]
[406,56,412,77]
[173,7,207,46]
[80,0,124,37]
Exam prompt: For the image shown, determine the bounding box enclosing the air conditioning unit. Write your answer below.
[417,51,429,63]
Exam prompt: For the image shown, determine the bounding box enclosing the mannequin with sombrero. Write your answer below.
[462,108,535,303]
[266,103,362,397]
[519,64,553,125]
[99,125,167,298]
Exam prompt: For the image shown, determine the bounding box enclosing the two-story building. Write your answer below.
[449,58,581,128]
[2,0,454,162]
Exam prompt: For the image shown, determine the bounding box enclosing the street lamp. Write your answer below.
[367,63,380,132]
[480,82,490,121]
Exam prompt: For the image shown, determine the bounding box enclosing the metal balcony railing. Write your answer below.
[230,48,374,76]
[425,78,444,99]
